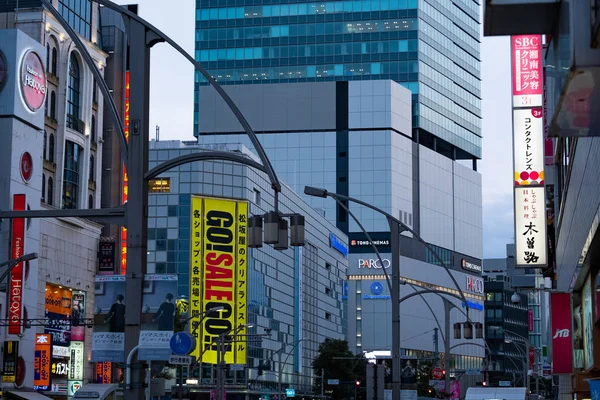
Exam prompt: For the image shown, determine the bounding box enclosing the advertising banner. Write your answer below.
[514,187,547,266]
[550,293,573,373]
[512,35,543,107]
[95,362,112,384]
[71,292,86,341]
[121,71,130,275]
[44,283,72,346]
[529,346,535,370]
[190,196,248,364]
[528,309,534,332]
[34,333,52,390]
[8,194,26,335]
[91,332,125,363]
[2,341,19,383]
[513,108,545,186]
[450,381,460,400]
[69,341,84,381]
[98,239,116,275]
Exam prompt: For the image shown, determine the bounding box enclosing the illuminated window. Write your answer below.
[148,178,171,193]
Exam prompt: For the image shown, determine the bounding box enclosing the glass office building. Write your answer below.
[194,0,482,159]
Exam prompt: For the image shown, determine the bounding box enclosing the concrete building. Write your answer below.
[145,140,348,398]
[0,0,107,392]
[195,79,485,395]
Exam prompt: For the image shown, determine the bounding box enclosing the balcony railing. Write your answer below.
[66,114,85,135]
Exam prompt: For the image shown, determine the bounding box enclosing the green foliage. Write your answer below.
[312,338,366,399]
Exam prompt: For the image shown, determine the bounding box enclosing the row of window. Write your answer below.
[198,60,418,82]
[41,174,94,209]
[195,18,418,41]
[196,0,419,20]
[58,0,93,40]
[197,39,417,62]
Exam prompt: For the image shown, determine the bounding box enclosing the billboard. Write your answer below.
[550,293,573,374]
[71,292,86,341]
[190,196,248,365]
[44,283,72,346]
[8,194,26,335]
[512,35,543,107]
[513,108,544,185]
[121,71,130,275]
[514,187,547,266]
[34,333,52,390]
[69,341,84,381]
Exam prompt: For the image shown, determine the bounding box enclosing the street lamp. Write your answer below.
[304,186,470,400]
[0,253,38,285]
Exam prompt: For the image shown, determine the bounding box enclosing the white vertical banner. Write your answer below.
[514,187,547,266]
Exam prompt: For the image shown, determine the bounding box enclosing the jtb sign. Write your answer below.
[550,293,573,374]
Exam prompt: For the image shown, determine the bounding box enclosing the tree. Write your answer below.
[312,339,366,399]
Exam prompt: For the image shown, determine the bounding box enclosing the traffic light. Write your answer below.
[355,380,361,386]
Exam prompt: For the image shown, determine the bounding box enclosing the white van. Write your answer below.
[465,387,528,400]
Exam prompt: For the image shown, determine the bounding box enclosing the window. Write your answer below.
[253,188,261,205]
[495,293,503,302]
[48,134,55,163]
[325,287,332,296]
[62,140,82,209]
[51,47,57,74]
[325,312,331,321]
[47,177,53,206]
[42,174,46,203]
[46,44,50,72]
[93,80,97,102]
[50,91,56,119]
[43,131,47,161]
[325,262,331,270]
[148,178,171,193]
[67,53,82,133]
[91,115,96,142]
[88,194,94,209]
[58,0,92,40]
[89,154,94,181]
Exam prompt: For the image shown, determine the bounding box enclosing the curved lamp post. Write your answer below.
[305,186,472,400]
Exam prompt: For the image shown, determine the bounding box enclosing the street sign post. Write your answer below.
[169,355,192,365]
[327,379,339,385]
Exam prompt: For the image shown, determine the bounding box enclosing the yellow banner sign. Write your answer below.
[190,196,247,365]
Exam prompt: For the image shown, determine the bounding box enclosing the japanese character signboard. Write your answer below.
[512,35,543,107]
[514,187,547,266]
[138,331,173,361]
[513,108,545,186]
[34,333,51,390]
[190,196,248,365]
[91,332,125,362]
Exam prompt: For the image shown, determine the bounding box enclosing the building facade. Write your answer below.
[0,0,106,392]
[195,79,484,395]
[145,140,348,398]
[194,0,482,161]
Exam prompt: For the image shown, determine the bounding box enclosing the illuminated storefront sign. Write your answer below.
[8,194,26,335]
[465,276,484,294]
[69,341,84,381]
[514,187,547,266]
[512,35,542,107]
[363,281,390,300]
[461,259,482,274]
[329,233,348,257]
[20,50,47,111]
[96,362,112,384]
[513,108,544,186]
[190,196,247,364]
[358,259,391,269]
[44,283,72,346]
[2,341,19,383]
[121,71,130,275]
[34,333,52,390]
[511,34,548,268]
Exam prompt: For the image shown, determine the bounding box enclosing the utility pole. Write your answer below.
[389,219,401,400]
[443,300,451,395]
[124,16,152,400]
[433,328,439,366]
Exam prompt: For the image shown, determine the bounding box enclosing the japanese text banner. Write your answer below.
[512,35,543,107]
[514,187,547,266]
[513,108,545,186]
[190,196,248,365]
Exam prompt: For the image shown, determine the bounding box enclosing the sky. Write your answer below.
[114,0,515,259]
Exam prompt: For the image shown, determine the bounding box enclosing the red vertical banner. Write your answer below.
[529,346,535,371]
[512,35,543,107]
[550,293,573,373]
[528,309,534,332]
[121,71,130,275]
[8,194,26,335]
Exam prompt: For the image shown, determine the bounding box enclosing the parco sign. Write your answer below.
[358,258,391,269]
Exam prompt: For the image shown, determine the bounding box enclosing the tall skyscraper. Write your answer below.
[194,0,482,161]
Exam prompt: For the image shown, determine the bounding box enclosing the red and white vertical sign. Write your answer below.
[528,309,534,332]
[121,71,130,275]
[512,35,543,107]
[550,293,573,374]
[8,194,26,335]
